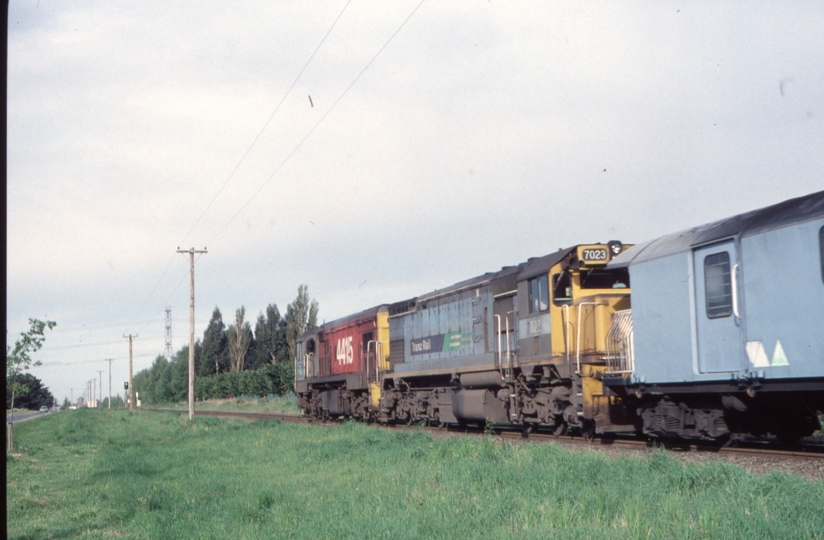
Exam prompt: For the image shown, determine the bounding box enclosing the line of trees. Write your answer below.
[134,286,318,405]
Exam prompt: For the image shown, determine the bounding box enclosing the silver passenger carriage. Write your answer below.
[604,191,824,442]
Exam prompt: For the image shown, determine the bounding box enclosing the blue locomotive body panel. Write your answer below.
[389,265,522,377]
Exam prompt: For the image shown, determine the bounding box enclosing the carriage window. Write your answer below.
[820,226,824,284]
[552,272,573,306]
[705,252,732,318]
[529,275,549,313]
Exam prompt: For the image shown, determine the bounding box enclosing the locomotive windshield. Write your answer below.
[580,268,630,290]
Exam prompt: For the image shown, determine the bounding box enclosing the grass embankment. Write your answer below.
[7,409,824,539]
[152,395,300,415]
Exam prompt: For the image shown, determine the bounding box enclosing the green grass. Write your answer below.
[154,394,301,415]
[7,409,824,539]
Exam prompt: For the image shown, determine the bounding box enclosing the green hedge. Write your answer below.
[194,363,294,401]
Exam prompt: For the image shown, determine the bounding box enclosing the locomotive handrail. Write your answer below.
[376,341,382,378]
[575,301,603,375]
[731,262,741,319]
[494,314,504,377]
[561,305,571,365]
[506,310,514,382]
[304,353,314,378]
[367,340,387,380]
[365,341,370,382]
[377,340,384,380]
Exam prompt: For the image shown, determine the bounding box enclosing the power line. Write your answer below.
[179,0,355,248]
[37,353,155,368]
[122,1,356,335]
[40,340,132,352]
[208,0,427,246]
[46,319,157,333]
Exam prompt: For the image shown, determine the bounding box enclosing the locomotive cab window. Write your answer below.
[580,268,630,289]
[552,272,573,306]
[529,275,549,313]
[704,252,732,318]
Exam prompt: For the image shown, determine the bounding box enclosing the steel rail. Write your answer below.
[143,408,823,461]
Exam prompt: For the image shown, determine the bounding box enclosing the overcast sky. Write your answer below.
[7,1,823,406]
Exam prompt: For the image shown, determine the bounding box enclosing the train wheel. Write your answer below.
[552,422,568,437]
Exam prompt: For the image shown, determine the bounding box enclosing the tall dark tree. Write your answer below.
[167,346,190,402]
[146,355,170,403]
[227,306,252,372]
[200,307,229,376]
[192,338,203,377]
[274,317,290,364]
[285,285,319,362]
[252,304,288,368]
[133,368,149,403]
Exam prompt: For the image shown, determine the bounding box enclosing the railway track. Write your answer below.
[144,408,310,424]
[145,407,823,463]
[494,429,824,462]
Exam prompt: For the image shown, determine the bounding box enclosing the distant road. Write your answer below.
[6,410,55,424]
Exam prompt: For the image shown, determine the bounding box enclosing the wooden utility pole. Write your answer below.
[177,247,207,421]
[97,370,104,408]
[124,334,137,411]
[106,359,113,409]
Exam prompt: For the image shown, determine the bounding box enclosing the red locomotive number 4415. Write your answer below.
[336,336,354,364]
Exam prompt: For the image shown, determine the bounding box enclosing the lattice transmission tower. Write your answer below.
[164,306,173,360]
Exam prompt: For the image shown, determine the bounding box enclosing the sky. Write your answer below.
[7,1,823,406]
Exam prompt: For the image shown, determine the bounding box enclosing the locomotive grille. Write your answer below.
[605,309,634,374]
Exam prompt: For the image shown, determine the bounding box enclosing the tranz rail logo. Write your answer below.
[410,332,466,356]
[336,336,354,364]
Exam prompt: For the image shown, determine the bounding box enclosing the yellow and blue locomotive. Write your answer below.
[297,241,633,437]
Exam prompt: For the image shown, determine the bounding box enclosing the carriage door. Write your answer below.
[694,241,743,373]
